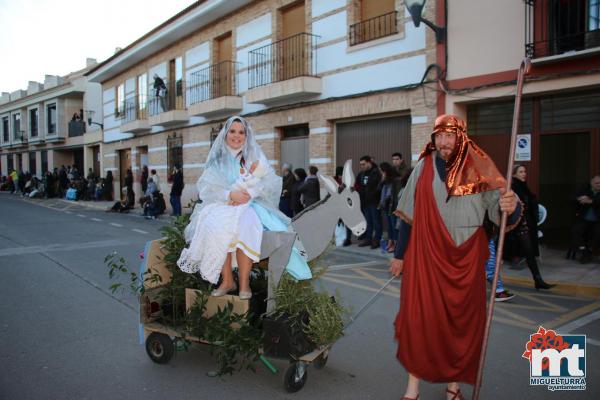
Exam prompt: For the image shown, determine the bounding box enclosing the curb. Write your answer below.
[503,275,600,300]
[57,198,113,211]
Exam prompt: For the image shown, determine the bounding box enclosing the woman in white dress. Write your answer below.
[178,116,311,300]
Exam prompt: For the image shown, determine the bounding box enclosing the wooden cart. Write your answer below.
[138,239,331,393]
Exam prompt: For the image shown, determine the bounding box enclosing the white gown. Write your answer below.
[176,151,264,284]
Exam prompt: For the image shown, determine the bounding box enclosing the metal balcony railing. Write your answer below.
[248,32,320,89]
[122,96,148,123]
[525,0,600,58]
[188,61,240,105]
[68,120,86,137]
[148,80,186,116]
[349,11,398,46]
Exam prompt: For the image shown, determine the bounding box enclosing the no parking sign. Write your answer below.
[515,134,531,161]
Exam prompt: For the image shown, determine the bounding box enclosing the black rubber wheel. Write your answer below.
[313,354,328,370]
[283,362,308,393]
[145,332,174,364]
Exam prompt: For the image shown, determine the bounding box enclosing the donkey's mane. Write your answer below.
[291,194,332,222]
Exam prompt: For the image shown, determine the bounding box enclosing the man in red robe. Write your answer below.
[390,115,520,400]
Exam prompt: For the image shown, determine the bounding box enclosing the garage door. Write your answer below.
[336,115,411,170]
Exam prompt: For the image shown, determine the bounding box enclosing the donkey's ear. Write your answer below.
[342,159,355,188]
[318,174,339,195]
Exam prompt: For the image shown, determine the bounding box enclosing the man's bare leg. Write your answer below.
[403,373,420,399]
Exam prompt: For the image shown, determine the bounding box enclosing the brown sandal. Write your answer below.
[446,388,465,400]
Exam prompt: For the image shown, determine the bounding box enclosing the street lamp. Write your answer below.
[85,110,104,129]
[405,0,446,44]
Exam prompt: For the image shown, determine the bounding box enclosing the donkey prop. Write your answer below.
[259,160,366,312]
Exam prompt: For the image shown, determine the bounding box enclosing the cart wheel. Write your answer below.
[313,354,328,370]
[283,362,308,393]
[145,332,174,364]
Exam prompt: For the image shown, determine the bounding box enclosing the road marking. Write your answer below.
[91,218,103,222]
[0,239,137,256]
[557,309,600,333]
[77,214,86,218]
[64,211,73,214]
[321,275,399,298]
[541,301,600,330]
[132,229,148,234]
[110,223,123,227]
[353,268,400,295]
[327,261,386,271]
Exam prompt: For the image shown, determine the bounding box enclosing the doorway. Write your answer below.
[280,124,309,172]
[278,1,307,81]
[539,132,590,246]
[119,149,132,200]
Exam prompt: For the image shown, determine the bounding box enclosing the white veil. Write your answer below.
[184,115,284,242]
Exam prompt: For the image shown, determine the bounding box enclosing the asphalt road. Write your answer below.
[1,193,598,400]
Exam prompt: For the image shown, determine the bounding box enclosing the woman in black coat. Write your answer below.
[504,164,554,290]
[290,168,307,217]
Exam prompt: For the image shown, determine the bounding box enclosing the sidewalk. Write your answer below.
[335,240,600,299]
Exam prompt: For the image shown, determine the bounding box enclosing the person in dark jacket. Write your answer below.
[141,165,149,194]
[279,163,294,218]
[379,162,403,253]
[290,168,307,216]
[105,170,114,201]
[356,155,382,248]
[298,165,320,208]
[169,165,184,216]
[568,175,600,263]
[504,164,554,290]
[124,169,134,201]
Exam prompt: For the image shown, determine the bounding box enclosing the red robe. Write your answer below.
[394,155,489,385]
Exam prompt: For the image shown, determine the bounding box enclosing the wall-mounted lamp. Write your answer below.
[85,110,104,130]
[405,0,446,44]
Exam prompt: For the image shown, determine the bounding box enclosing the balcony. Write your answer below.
[525,0,600,61]
[187,61,242,117]
[246,33,321,104]
[11,131,28,148]
[349,11,398,46]
[148,80,188,127]
[120,96,150,133]
[68,120,86,137]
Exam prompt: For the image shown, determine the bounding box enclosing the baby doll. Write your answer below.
[228,159,267,204]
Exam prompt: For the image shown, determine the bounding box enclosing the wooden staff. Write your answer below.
[472,57,531,400]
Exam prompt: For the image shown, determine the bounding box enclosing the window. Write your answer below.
[47,104,56,134]
[168,57,184,110]
[350,0,397,45]
[30,109,38,137]
[167,134,183,183]
[2,117,8,142]
[115,83,125,117]
[526,0,600,58]
[29,152,37,176]
[12,113,21,140]
[137,73,147,116]
[281,124,309,139]
[41,150,48,174]
[7,154,13,171]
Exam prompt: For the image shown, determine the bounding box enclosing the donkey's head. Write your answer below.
[318,159,366,236]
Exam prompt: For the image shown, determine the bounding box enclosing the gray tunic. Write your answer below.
[396,153,501,247]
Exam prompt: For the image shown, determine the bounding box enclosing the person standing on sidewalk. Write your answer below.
[170,165,184,216]
[504,164,554,290]
[389,115,520,400]
[356,155,382,249]
[141,165,149,194]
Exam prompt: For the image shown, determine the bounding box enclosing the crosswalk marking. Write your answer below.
[110,223,123,228]
[91,218,102,222]
[132,229,148,234]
